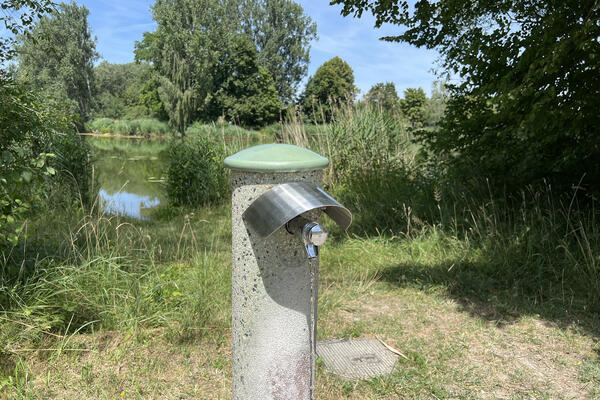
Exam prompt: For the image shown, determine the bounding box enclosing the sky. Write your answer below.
[7,0,441,97]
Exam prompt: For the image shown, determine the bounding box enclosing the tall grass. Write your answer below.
[281,102,600,311]
[1,103,598,384]
[86,118,171,136]
[0,185,232,368]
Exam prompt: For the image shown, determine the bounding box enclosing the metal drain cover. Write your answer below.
[317,339,398,380]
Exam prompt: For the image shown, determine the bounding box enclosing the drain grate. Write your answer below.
[317,338,398,380]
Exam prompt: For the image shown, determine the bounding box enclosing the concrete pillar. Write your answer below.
[225,144,332,400]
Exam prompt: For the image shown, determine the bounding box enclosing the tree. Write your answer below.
[158,52,198,134]
[135,0,316,129]
[400,87,427,128]
[208,34,281,126]
[92,61,150,119]
[1,1,91,250]
[137,68,168,121]
[135,0,234,133]
[16,2,98,124]
[302,56,357,122]
[364,82,399,114]
[424,81,449,126]
[0,0,55,68]
[331,0,600,192]
[238,0,317,103]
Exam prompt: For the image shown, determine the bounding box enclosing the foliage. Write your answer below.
[50,130,92,204]
[136,0,315,130]
[400,87,427,128]
[92,61,155,120]
[137,67,168,120]
[237,0,317,103]
[1,0,91,250]
[0,78,90,250]
[207,34,281,126]
[332,0,600,194]
[166,137,228,206]
[16,1,98,124]
[0,0,55,66]
[321,103,431,233]
[302,56,357,122]
[363,82,399,114]
[282,103,600,312]
[85,118,171,136]
[185,121,266,143]
[157,53,199,135]
[424,80,448,126]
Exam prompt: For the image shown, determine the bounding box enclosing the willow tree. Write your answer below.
[136,0,316,131]
[157,53,198,135]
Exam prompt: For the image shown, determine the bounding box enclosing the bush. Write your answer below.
[85,117,113,133]
[166,137,228,206]
[85,118,171,136]
[185,122,262,141]
[50,131,92,204]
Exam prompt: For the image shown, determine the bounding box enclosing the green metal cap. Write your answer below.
[224,143,329,172]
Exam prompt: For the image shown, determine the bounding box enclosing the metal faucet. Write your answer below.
[302,222,328,258]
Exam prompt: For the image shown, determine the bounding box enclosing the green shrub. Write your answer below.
[166,137,228,206]
[50,131,92,204]
[303,103,432,235]
[185,121,261,141]
[85,118,113,133]
[85,118,171,136]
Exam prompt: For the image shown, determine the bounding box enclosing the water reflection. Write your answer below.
[87,137,168,220]
[98,189,160,220]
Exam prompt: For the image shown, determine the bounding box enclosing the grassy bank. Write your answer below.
[86,118,171,136]
[1,204,599,398]
[1,104,599,398]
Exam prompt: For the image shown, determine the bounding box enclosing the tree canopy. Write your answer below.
[364,82,399,114]
[332,0,600,192]
[0,0,55,67]
[207,34,281,126]
[400,87,427,128]
[16,1,98,124]
[238,0,317,103]
[302,56,357,121]
[93,61,151,119]
[135,0,315,130]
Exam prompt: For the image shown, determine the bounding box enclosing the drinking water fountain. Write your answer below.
[225,144,351,400]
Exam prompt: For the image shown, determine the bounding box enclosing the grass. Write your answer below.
[86,118,171,136]
[1,103,599,398]
[1,216,598,398]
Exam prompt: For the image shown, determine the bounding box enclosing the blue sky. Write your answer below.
[14,0,441,97]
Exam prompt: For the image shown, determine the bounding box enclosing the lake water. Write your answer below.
[87,136,168,220]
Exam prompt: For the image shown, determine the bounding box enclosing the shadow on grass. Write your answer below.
[378,259,600,338]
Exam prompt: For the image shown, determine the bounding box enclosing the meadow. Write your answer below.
[1,104,599,399]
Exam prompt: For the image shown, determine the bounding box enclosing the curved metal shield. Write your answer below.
[242,182,352,238]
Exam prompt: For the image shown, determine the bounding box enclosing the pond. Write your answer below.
[87,136,169,220]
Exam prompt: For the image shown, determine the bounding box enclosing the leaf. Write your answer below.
[21,171,33,183]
